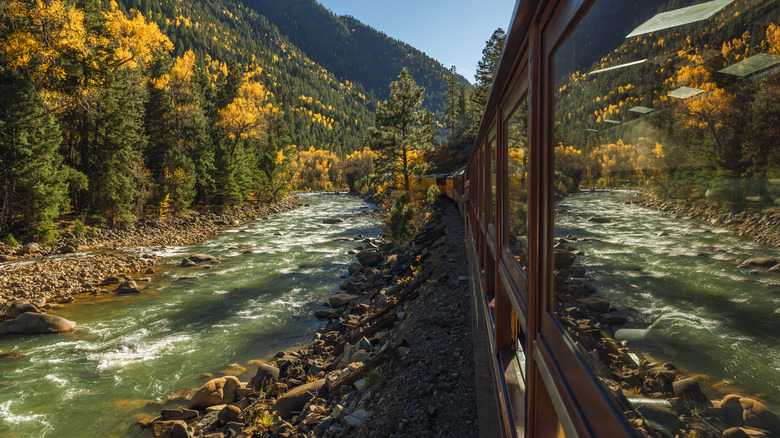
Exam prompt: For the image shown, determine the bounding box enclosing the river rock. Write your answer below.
[180,258,197,267]
[356,250,383,267]
[151,420,189,438]
[554,250,575,269]
[348,263,362,276]
[57,245,76,254]
[100,276,123,286]
[738,257,777,269]
[160,408,199,421]
[323,218,343,224]
[272,379,326,419]
[329,293,358,308]
[116,281,141,294]
[769,264,780,274]
[721,395,780,433]
[672,377,707,402]
[577,297,610,313]
[187,376,241,409]
[23,243,40,254]
[723,427,750,438]
[587,217,611,223]
[314,308,339,319]
[0,312,76,335]
[218,405,241,423]
[4,299,40,319]
[189,254,216,263]
[252,363,280,390]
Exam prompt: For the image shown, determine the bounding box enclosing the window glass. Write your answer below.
[490,138,498,225]
[553,1,780,436]
[507,97,529,271]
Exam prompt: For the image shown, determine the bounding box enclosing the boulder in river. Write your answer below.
[348,262,362,276]
[738,257,777,269]
[187,376,240,409]
[0,312,76,335]
[322,218,343,224]
[189,254,216,263]
[116,281,141,294]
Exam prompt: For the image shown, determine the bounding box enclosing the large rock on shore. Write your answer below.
[720,394,780,433]
[329,293,358,308]
[272,379,326,419]
[187,376,240,409]
[151,420,189,438]
[252,363,280,390]
[0,312,76,335]
[356,250,383,267]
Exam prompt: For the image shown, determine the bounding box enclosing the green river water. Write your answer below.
[556,191,780,410]
[0,194,380,437]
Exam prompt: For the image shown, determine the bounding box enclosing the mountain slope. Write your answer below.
[239,0,464,124]
[116,0,375,153]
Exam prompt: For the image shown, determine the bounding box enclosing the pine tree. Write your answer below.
[470,28,506,134]
[0,72,69,239]
[445,65,459,137]
[371,68,435,194]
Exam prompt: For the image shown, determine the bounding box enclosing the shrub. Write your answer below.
[389,193,415,246]
[426,184,441,206]
[72,219,86,238]
[3,234,19,246]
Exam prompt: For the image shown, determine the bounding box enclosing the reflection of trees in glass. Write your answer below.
[552,0,780,210]
[507,100,528,268]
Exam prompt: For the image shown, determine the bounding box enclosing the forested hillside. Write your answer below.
[113,0,375,153]
[241,0,466,125]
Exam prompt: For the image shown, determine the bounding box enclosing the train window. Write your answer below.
[507,96,529,272]
[553,0,780,437]
[490,137,498,225]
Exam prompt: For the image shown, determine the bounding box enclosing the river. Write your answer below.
[556,190,780,409]
[0,194,380,437]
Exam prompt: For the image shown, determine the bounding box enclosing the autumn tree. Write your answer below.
[371,68,435,194]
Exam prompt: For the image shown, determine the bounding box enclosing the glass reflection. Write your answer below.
[554,0,780,436]
[507,98,529,271]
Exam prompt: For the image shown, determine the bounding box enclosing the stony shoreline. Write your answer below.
[0,198,299,325]
[137,198,479,438]
[630,192,780,248]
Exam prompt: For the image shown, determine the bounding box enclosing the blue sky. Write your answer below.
[315,0,518,82]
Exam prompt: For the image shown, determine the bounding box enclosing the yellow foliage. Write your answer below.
[218,82,278,146]
[104,1,173,70]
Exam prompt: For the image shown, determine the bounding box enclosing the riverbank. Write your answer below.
[0,198,299,315]
[138,197,479,438]
[631,192,780,248]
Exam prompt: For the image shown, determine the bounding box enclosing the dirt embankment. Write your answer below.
[137,198,480,438]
